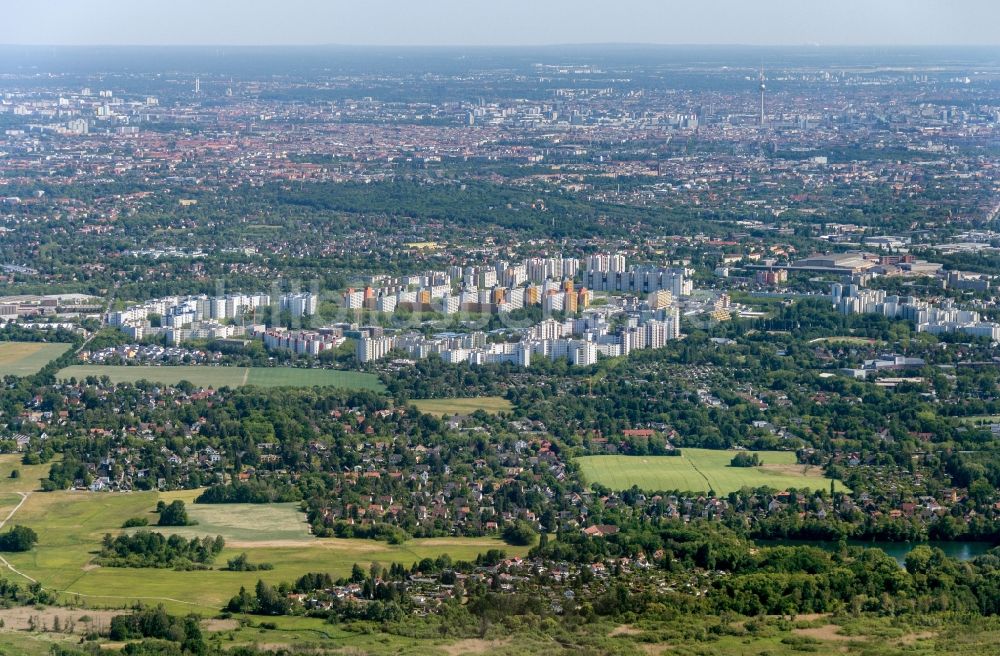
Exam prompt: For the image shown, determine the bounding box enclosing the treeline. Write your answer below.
[0,324,80,345]
[226,552,274,572]
[313,520,409,544]
[43,457,91,490]
[0,576,56,607]
[225,554,505,621]
[258,178,714,239]
[109,605,203,644]
[531,520,1000,617]
[226,580,292,616]
[156,500,195,527]
[748,510,1000,543]
[382,355,519,401]
[226,563,423,622]
[195,480,301,504]
[730,452,762,467]
[97,532,224,569]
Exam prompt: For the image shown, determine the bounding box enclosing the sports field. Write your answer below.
[411,396,513,416]
[577,449,848,495]
[57,364,385,391]
[0,342,71,377]
[0,489,528,616]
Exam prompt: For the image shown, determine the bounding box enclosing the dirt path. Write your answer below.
[0,492,38,583]
[793,625,854,642]
[686,456,714,491]
[0,554,37,584]
[0,492,29,530]
[58,591,207,607]
[0,490,208,608]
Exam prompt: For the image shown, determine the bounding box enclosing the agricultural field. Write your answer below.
[411,396,513,416]
[577,449,849,495]
[0,342,71,377]
[0,490,528,616]
[57,364,385,391]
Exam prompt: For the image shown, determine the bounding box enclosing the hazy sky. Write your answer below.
[2,0,998,47]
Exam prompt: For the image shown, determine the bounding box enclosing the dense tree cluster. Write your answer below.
[97,532,224,569]
[0,526,38,552]
[195,481,300,504]
[225,552,274,572]
[108,605,206,655]
[730,452,762,467]
[156,500,194,527]
[0,576,55,607]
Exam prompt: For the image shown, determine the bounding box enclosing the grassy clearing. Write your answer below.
[0,454,57,494]
[1,490,527,616]
[411,396,513,416]
[57,364,385,391]
[147,492,312,543]
[0,342,71,377]
[956,415,1000,426]
[0,631,85,656]
[577,449,849,495]
[808,336,878,346]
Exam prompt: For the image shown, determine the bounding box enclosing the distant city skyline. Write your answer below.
[2,0,1000,47]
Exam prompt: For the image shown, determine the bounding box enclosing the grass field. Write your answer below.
[0,490,528,616]
[577,449,849,495]
[138,490,312,543]
[411,396,513,416]
[0,454,57,495]
[957,414,1000,426]
[57,365,385,391]
[808,336,878,346]
[0,342,71,377]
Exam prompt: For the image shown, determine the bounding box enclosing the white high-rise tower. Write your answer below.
[758,67,766,126]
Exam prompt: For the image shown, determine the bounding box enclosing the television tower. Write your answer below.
[758,67,766,126]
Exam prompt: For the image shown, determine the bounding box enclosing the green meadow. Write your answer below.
[57,364,385,391]
[0,342,71,377]
[577,449,849,495]
[0,489,526,616]
[411,396,513,416]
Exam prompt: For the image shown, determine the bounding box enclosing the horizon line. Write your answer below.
[3,42,1000,49]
